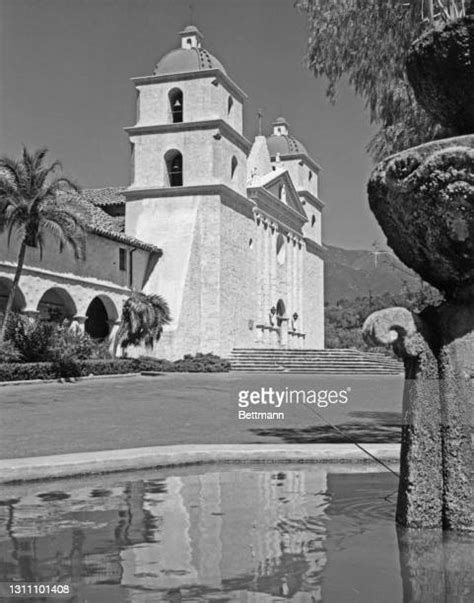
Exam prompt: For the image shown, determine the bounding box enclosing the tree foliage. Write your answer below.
[325,283,443,351]
[295,0,471,160]
[0,147,87,340]
[117,291,171,352]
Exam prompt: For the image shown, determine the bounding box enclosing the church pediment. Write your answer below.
[247,169,306,219]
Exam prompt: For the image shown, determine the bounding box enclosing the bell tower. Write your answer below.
[123,26,252,359]
[124,26,249,194]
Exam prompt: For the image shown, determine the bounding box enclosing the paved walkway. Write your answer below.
[0,373,404,459]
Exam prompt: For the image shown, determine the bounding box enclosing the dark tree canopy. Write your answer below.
[295,0,472,160]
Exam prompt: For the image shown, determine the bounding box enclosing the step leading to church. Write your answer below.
[229,348,404,374]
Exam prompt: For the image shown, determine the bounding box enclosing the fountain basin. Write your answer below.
[368,135,474,299]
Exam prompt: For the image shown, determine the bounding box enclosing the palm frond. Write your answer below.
[118,291,171,350]
[7,218,25,247]
[0,156,24,191]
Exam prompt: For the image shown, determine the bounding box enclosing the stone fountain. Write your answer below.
[362,15,473,531]
[363,134,473,530]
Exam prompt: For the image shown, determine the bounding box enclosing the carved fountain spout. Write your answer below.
[363,136,473,530]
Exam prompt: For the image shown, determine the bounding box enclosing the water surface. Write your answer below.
[0,465,472,602]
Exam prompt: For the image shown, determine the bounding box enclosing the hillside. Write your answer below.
[323,244,423,303]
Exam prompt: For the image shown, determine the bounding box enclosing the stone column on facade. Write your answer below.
[255,215,264,326]
[298,240,304,334]
[22,309,40,323]
[70,315,87,334]
[262,220,270,326]
[108,320,122,357]
[270,222,277,314]
[286,234,293,321]
[292,238,298,325]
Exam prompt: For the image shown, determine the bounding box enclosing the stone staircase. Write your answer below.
[230,348,404,375]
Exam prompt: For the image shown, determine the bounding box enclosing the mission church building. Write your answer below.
[0,25,325,359]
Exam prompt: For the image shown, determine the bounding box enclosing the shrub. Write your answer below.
[0,362,56,381]
[53,356,81,379]
[52,324,111,360]
[137,356,174,372]
[138,353,230,373]
[5,315,57,362]
[78,359,141,376]
[0,341,22,363]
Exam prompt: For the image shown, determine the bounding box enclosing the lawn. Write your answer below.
[0,373,405,459]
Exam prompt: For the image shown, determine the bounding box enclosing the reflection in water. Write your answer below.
[0,466,472,602]
[398,528,474,603]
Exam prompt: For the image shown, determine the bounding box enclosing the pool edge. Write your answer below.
[0,443,400,483]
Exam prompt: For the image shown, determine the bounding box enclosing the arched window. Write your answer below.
[231,156,238,179]
[276,233,286,265]
[168,88,183,123]
[228,95,234,114]
[308,170,313,181]
[278,184,287,203]
[165,149,183,187]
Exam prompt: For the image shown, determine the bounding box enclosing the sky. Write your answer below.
[0,0,385,249]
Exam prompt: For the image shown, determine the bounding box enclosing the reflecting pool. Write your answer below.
[0,465,472,602]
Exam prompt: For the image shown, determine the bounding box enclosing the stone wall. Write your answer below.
[302,202,322,245]
[303,248,325,348]
[219,197,257,355]
[128,193,224,359]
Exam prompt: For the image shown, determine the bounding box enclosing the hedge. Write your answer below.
[0,359,141,382]
[0,362,56,382]
[0,354,230,382]
[139,353,231,373]
[79,359,141,376]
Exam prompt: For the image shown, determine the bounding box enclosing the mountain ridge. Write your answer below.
[323,244,422,304]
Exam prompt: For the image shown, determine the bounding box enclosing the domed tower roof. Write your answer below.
[153,25,227,76]
[266,116,307,156]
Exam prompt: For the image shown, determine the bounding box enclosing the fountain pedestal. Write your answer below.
[363,136,473,530]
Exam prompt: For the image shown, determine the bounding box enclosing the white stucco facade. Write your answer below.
[124,26,325,359]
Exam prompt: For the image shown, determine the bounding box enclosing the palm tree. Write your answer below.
[0,147,86,341]
[117,291,171,355]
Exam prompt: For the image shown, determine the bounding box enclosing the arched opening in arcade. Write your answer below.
[85,295,118,340]
[0,277,26,318]
[37,288,76,323]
